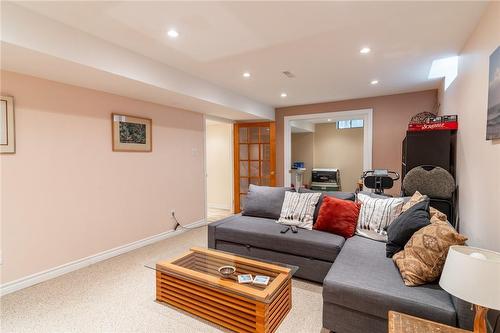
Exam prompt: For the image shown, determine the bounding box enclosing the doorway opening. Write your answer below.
[205,117,234,222]
[284,109,373,190]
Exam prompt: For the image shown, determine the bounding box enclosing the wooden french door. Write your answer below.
[234,122,276,213]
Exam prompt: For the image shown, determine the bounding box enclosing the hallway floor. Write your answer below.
[207,207,233,222]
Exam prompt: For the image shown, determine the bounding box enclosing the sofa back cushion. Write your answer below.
[242,185,293,220]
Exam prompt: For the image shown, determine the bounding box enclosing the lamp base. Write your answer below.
[473,305,488,333]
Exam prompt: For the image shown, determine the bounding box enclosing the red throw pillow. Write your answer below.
[314,195,361,238]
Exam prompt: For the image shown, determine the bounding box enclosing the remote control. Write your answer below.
[291,226,298,233]
[280,226,290,234]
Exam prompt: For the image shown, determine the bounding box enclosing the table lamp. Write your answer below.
[439,245,500,333]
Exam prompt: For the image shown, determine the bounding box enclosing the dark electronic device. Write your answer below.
[311,168,341,191]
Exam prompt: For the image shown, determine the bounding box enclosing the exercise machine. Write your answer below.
[361,169,400,196]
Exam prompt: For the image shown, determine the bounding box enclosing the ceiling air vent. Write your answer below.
[282,71,296,78]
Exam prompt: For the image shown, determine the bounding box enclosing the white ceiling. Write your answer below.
[1,2,274,121]
[3,1,488,112]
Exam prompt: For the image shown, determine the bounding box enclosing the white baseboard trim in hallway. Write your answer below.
[207,203,231,210]
[1,219,207,296]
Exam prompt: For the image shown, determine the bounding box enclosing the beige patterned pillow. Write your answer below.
[401,191,427,213]
[393,220,467,286]
[429,207,447,222]
[401,191,448,222]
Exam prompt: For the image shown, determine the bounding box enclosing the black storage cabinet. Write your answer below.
[402,130,456,179]
[401,130,457,226]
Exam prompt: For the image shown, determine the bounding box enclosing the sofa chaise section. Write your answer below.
[322,235,457,333]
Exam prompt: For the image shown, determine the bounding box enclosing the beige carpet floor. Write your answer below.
[1,226,327,333]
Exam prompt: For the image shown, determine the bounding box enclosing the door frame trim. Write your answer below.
[283,108,373,187]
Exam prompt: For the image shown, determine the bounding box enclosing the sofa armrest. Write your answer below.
[208,214,240,249]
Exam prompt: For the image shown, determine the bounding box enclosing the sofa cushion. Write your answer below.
[323,235,456,326]
[242,185,293,220]
[213,214,345,262]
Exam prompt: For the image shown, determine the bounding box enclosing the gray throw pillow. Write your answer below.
[242,185,294,220]
[299,188,356,223]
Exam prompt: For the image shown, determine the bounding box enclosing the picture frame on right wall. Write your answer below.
[487,46,500,140]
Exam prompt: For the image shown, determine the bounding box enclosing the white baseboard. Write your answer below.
[1,219,207,296]
[207,203,231,210]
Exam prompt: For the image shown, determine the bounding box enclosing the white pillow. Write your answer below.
[277,191,321,230]
[356,193,404,242]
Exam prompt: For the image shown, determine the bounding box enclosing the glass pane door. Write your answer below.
[234,122,275,213]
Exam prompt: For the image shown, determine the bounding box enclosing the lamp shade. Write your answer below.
[439,245,500,310]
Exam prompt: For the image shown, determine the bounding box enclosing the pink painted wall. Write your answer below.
[276,90,438,195]
[440,2,500,251]
[0,71,205,283]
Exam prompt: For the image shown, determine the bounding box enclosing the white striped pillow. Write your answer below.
[356,193,404,242]
[277,191,321,230]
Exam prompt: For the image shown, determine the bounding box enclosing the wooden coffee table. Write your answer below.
[151,247,295,333]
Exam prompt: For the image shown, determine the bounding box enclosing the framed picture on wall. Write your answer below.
[487,46,500,140]
[112,113,152,152]
[1,95,15,154]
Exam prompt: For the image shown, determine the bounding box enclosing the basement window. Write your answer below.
[337,119,364,129]
[428,55,458,90]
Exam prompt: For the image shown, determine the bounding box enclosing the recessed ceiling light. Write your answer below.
[243,72,251,78]
[327,119,332,122]
[167,29,179,38]
[370,80,379,85]
[280,92,287,98]
[360,47,371,54]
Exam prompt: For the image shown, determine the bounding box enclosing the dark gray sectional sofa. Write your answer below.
[322,236,457,333]
[208,187,497,332]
